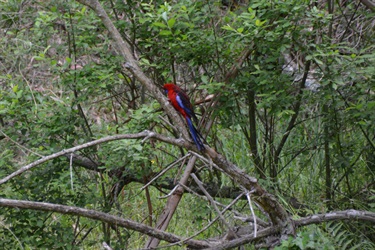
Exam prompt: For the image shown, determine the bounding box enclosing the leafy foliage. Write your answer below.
[0,0,374,248]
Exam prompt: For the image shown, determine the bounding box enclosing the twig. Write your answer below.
[158,115,177,133]
[246,192,257,238]
[140,153,191,191]
[0,220,24,249]
[70,153,74,191]
[102,242,113,250]
[178,182,227,209]
[19,61,38,113]
[190,151,225,174]
[191,173,236,236]
[157,192,245,249]
[158,185,179,199]
[0,129,43,157]
[141,131,156,143]
[144,156,198,248]
[233,216,270,229]
[173,155,188,185]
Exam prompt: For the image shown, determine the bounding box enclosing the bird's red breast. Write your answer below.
[163,83,193,119]
[163,83,205,151]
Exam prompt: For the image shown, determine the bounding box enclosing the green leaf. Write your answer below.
[201,75,209,84]
[12,85,18,93]
[367,101,375,109]
[314,58,323,65]
[159,30,172,36]
[80,6,86,14]
[222,25,235,31]
[34,55,45,61]
[153,22,167,28]
[167,18,176,28]
[16,90,23,99]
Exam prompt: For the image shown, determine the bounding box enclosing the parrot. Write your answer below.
[163,83,205,151]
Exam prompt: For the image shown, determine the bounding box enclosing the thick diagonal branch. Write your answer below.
[75,0,188,139]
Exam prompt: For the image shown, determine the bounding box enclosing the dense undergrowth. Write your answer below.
[0,0,374,249]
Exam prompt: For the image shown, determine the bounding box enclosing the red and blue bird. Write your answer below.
[163,83,205,151]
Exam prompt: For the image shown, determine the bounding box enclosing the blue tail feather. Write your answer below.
[186,117,205,151]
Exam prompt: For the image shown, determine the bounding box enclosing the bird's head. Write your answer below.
[163,83,176,95]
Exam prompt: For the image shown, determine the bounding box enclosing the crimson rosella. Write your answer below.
[163,83,205,151]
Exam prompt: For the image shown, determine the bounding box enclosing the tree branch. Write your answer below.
[204,147,293,234]
[206,209,375,250]
[0,130,197,185]
[1,197,373,249]
[295,209,375,226]
[359,0,375,11]
[145,156,197,248]
[0,198,212,249]
[274,60,311,163]
[74,0,188,139]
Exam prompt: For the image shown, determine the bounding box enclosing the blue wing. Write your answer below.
[176,94,198,122]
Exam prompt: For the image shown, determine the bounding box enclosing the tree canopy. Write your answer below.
[1,0,374,249]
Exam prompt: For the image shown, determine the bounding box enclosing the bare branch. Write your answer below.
[0,129,43,157]
[158,185,179,199]
[1,197,373,250]
[0,198,213,249]
[246,192,257,238]
[69,153,74,191]
[102,242,113,250]
[204,227,278,250]
[69,150,244,200]
[191,173,235,236]
[140,153,191,191]
[233,216,270,229]
[205,209,375,249]
[145,156,198,248]
[0,131,195,185]
[360,0,375,11]
[295,209,375,226]
[74,0,188,138]
[204,147,293,233]
[162,192,245,248]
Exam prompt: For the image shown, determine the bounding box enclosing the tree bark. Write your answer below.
[0,198,212,249]
[144,156,197,248]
